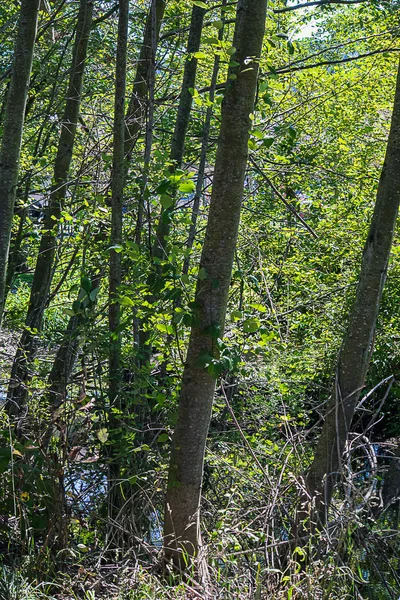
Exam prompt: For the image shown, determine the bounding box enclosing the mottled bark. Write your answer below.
[6,0,93,421]
[0,0,40,323]
[306,60,400,523]
[164,0,268,566]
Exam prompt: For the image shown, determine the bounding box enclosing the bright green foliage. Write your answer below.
[0,0,400,596]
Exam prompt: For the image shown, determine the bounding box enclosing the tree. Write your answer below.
[305,58,400,524]
[151,2,206,270]
[164,0,268,567]
[6,0,93,421]
[0,0,40,323]
[124,0,166,160]
[107,0,129,536]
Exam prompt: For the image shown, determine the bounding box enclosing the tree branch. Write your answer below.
[274,0,368,13]
[249,156,319,239]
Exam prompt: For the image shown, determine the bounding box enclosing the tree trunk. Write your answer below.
[0,0,40,323]
[306,59,400,524]
[151,3,206,267]
[133,0,158,246]
[181,2,225,277]
[6,0,93,421]
[107,0,129,541]
[163,0,268,567]
[137,3,206,368]
[124,0,166,159]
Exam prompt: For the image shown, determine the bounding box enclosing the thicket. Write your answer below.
[1,0,400,598]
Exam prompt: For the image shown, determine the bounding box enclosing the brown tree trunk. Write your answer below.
[6,0,93,422]
[133,0,158,246]
[305,60,400,524]
[377,443,400,515]
[0,0,40,323]
[124,0,166,159]
[163,0,268,567]
[151,3,206,268]
[107,0,129,542]
[181,2,225,277]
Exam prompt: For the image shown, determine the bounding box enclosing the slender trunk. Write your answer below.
[107,0,129,536]
[6,0,93,421]
[138,4,206,364]
[6,207,28,293]
[0,0,40,323]
[41,272,101,551]
[381,444,400,513]
[182,3,225,277]
[164,0,268,567]
[124,0,166,160]
[134,0,157,246]
[152,3,206,267]
[305,60,400,524]
[44,272,102,446]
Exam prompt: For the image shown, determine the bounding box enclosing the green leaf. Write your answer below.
[192,0,208,8]
[119,296,134,307]
[156,179,170,194]
[262,137,275,148]
[61,211,73,222]
[97,428,109,444]
[243,317,260,333]
[250,303,267,313]
[231,310,243,321]
[89,287,100,302]
[160,194,174,209]
[198,267,208,280]
[157,433,169,443]
[72,300,81,313]
[179,180,196,193]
